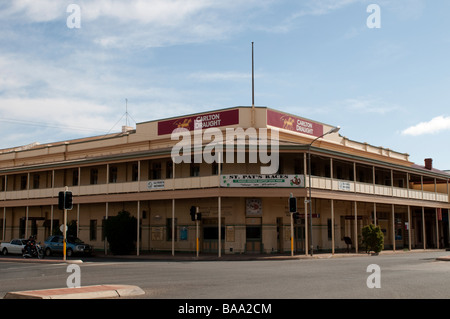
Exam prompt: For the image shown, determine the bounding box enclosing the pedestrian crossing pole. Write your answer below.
[58,186,73,261]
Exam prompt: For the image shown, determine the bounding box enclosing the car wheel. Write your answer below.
[1,248,8,256]
[45,248,52,257]
[66,248,73,257]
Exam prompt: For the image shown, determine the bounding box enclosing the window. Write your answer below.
[246,226,262,240]
[294,158,303,174]
[166,161,173,179]
[90,220,97,241]
[132,163,139,181]
[190,163,200,177]
[51,236,63,243]
[19,218,25,238]
[203,226,225,240]
[33,174,40,189]
[90,168,98,185]
[212,162,223,175]
[328,219,332,240]
[166,218,177,241]
[20,175,27,190]
[72,169,79,186]
[102,217,106,241]
[150,162,161,180]
[109,166,118,183]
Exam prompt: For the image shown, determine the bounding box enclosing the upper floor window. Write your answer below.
[20,175,27,190]
[132,163,139,181]
[72,169,79,186]
[90,168,98,185]
[166,161,173,179]
[33,174,40,189]
[150,162,161,180]
[109,166,118,183]
[190,163,200,177]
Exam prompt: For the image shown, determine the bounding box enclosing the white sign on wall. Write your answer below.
[147,180,165,190]
[220,175,305,188]
[338,181,351,191]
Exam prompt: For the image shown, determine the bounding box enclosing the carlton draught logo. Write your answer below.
[282,116,295,131]
[158,109,239,135]
[170,119,280,175]
[174,118,192,130]
[267,109,323,137]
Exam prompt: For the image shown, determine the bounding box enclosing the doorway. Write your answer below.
[202,218,225,254]
[246,217,262,254]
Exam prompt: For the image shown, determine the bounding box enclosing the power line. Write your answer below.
[0,118,108,133]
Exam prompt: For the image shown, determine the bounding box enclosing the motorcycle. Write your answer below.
[22,241,45,259]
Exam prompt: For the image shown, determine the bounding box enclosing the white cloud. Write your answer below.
[0,98,112,131]
[188,71,252,82]
[401,116,450,136]
[1,0,270,48]
[342,97,400,114]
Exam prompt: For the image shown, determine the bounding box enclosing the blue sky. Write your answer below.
[1,0,450,170]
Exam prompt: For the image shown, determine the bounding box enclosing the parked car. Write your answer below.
[1,239,28,256]
[43,235,92,257]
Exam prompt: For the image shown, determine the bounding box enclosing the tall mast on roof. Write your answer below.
[251,42,255,127]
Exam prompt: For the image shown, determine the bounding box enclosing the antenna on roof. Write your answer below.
[251,42,255,127]
[125,98,129,127]
[252,42,255,108]
[122,98,134,133]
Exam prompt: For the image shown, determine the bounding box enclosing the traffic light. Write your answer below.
[289,197,297,213]
[190,206,202,221]
[65,191,73,210]
[293,212,300,221]
[190,206,196,221]
[58,191,65,210]
[58,191,73,210]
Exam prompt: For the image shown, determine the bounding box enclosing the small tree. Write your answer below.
[361,224,384,254]
[104,210,137,255]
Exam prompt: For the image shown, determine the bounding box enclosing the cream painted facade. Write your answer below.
[1,106,450,256]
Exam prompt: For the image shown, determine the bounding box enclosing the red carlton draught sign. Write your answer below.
[158,109,239,135]
[267,109,323,137]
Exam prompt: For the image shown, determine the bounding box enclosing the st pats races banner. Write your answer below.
[220,174,305,188]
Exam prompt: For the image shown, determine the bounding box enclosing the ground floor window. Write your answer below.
[90,219,97,241]
[166,218,177,241]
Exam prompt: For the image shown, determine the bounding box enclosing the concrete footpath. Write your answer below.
[3,285,145,299]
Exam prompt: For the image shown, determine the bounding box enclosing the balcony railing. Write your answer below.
[0,175,447,203]
[307,176,448,203]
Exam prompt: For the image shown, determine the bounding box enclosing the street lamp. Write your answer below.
[308,126,340,256]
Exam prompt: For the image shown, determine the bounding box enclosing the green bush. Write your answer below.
[104,210,137,255]
[361,224,384,254]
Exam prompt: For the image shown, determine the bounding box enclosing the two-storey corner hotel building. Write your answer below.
[1,106,449,256]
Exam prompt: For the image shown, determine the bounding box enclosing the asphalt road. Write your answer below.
[1,251,450,300]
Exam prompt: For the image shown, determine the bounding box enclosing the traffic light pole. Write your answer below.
[290,212,294,257]
[63,186,68,261]
[196,206,199,259]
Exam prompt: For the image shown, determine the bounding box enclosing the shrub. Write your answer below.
[104,210,137,255]
[361,224,384,254]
